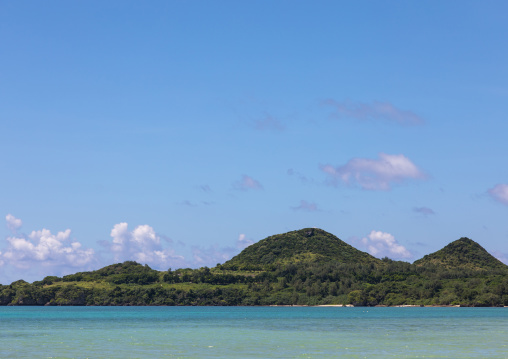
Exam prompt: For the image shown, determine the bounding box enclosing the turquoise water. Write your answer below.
[0,307,507,358]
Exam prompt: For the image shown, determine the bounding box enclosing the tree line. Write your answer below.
[1,259,507,306]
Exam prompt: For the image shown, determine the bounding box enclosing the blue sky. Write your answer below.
[1,1,508,283]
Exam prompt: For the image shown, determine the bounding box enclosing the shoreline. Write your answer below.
[268,304,508,308]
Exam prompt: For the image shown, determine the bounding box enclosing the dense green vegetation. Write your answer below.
[222,228,380,270]
[1,229,507,306]
[414,237,507,270]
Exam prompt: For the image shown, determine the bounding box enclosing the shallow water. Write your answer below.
[0,307,507,358]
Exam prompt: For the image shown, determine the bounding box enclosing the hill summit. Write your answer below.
[413,237,506,270]
[222,228,380,270]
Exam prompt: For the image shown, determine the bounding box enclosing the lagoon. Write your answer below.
[1,307,507,358]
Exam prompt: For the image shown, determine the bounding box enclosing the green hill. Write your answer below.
[222,228,381,270]
[61,261,161,284]
[414,237,507,270]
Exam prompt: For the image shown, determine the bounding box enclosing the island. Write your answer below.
[1,228,507,306]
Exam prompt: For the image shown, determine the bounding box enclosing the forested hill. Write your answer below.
[414,237,506,270]
[222,228,380,270]
[1,229,508,307]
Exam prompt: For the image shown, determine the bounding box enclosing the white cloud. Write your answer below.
[321,153,426,190]
[0,215,101,283]
[107,222,185,270]
[6,214,22,233]
[488,184,508,205]
[233,175,263,191]
[0,216,253,283]
[360,230,412,259]
[292,200,319,212]
[1,226,95,271]
[324,99,424,126]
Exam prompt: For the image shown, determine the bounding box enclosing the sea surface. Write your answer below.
[0,306,507,358]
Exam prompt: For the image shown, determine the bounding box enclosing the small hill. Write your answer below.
[61,261,160,284]
[222,228,380,269]
[413,237,507,270]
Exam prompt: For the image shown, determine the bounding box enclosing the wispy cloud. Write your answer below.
[179,200,197,207]
[292,200,319,212]
[492,250,508,265]
[233,175,263,191]
[287,168,314,184]
[358,230,412,259]
[236,233,254,249]
[321,153,426,190]
[191,233,256,266]
[324,99,424,126]
[178,200,215,207]
[253,114,285,132]
[413,206,436,216]
[488,184,508,205]
[197,184,212,193]
[191,245,237,267]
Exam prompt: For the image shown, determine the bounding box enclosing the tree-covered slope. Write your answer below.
[222,228,381,270]
[61,261,161,284]
[414,237,507,270]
